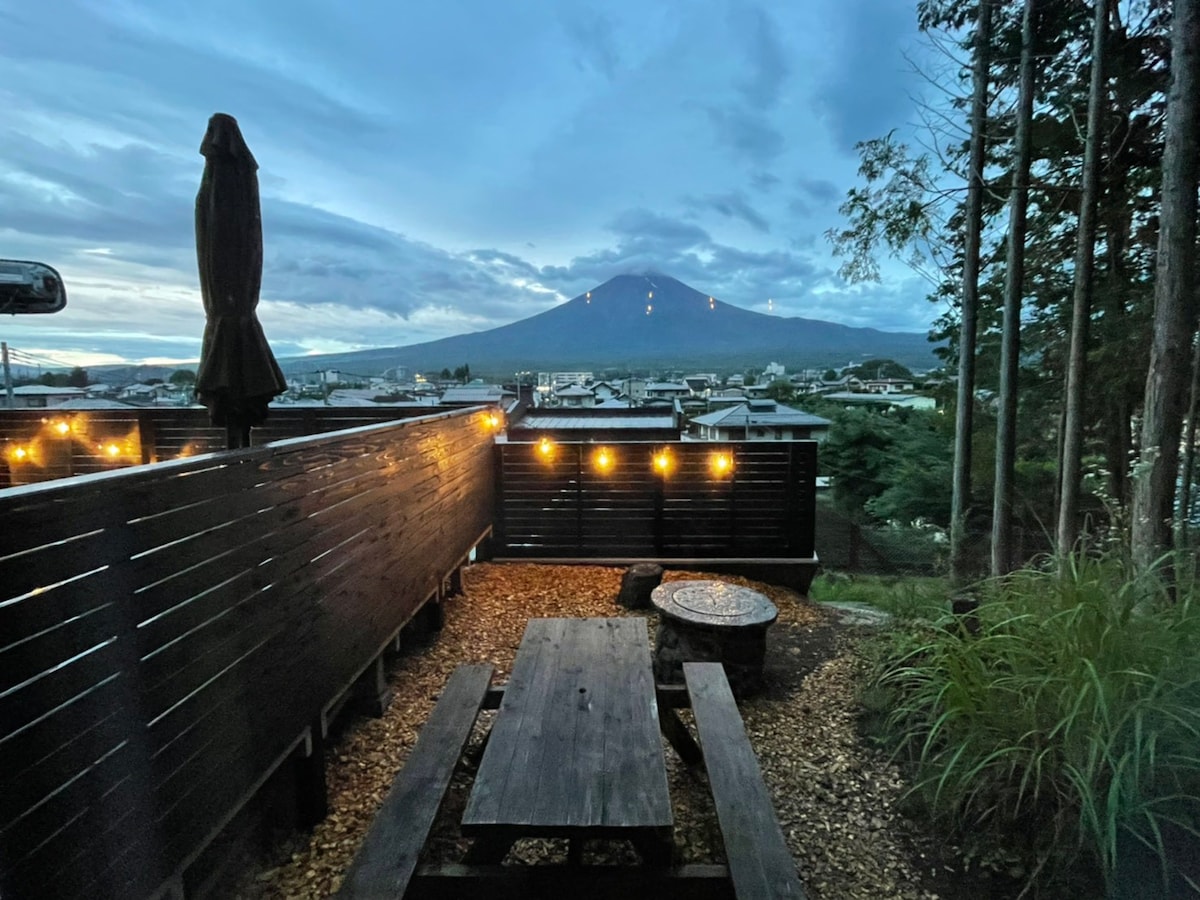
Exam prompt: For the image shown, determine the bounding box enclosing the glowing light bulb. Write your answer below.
[537,437,555,461]
[594,447,614,472]
[646,304,653,315]
[710,452,733,477]
[53,421,69,435]
[652,450,672,475]
[106,444,120,457]
[11,446,28,461]
[586,291,591,304]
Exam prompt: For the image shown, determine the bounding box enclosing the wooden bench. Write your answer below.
[336,664,494,899]
[684,662,807,899]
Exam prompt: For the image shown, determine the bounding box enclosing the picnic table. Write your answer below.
[338,616,806,899]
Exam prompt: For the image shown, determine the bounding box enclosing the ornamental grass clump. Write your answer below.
[870,555,1200,897]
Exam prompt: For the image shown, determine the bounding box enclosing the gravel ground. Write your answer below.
[232,563,977,900]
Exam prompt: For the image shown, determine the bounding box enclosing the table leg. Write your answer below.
[463,832,516,865]
[631,831,674,866]
[659,708,703,767]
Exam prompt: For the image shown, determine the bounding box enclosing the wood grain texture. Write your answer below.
[462,618,672,836]
[495,442,816,559]
[0,407,496,900]
[685,662,807,899]
[337,664,493,898]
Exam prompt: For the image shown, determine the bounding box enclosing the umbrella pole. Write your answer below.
[226,423,250,450]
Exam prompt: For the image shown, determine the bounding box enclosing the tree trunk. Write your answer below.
[992,0,1038,577]
[1178,330,1200,542]
[1057,0,1109,560]
[1131,0,1200,574]
[950,0,994,585]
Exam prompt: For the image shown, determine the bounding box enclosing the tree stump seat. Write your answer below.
[651,580,778,698]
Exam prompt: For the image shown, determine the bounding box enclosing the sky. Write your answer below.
[0,0,939,370]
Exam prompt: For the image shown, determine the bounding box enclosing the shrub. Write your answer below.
[866,555,1200,897]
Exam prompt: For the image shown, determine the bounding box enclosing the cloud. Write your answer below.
[811,0,923,149]
[704,6,789,167]
[683,191,771,233]
[559,9,621,79]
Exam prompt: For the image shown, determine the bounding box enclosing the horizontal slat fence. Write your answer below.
[0,406,442,485]
[0,408,495,900]
[494,441,816,559]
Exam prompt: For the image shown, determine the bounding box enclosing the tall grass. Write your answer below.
[866,554,1200,897]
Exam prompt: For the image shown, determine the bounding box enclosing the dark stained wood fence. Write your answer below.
[0,406,441,484]
[493,441,816,560]
[0,408,495,900]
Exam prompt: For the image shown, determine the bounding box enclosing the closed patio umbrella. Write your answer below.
[194,112,286,449]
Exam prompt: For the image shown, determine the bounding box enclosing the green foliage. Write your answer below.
[821,406,954,526]
[823,368,838,381]
[810,572,950,620]
[763,380,797,404]
[66,366,88,387]
[843,358,916,381]
[169,369,196,385]
[866,556,1200,895]
[825,133,942,284]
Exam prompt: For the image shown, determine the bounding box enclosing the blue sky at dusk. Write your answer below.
[0,0,938,368]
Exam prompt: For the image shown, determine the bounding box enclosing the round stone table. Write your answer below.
[651,580,778,698]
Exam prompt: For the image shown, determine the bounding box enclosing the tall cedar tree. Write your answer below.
[950,0,994,584]
[1131,0,1200,572]
[1056,0,1108,557]
[992,0,1038,576]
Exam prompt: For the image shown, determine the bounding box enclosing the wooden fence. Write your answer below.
[0,408,494,900]
[492,441,817,584]
[0,406,440,485]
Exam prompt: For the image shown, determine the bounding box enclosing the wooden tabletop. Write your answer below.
[461,617,673,838]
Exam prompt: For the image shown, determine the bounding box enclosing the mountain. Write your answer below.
[275,274,938,378]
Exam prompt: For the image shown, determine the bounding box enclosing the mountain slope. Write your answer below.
[277,274,936,376]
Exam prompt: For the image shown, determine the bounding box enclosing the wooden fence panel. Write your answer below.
[0,406,441,484]
[494,441,816,560]
[0,408,494,900]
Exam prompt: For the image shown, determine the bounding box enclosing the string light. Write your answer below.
[537,437,555,462]
[709,451,734,477]
[593,447,614,473]
[652,448,672,476]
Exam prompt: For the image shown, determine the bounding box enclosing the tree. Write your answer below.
[453,364,471,383]
[823,369,838,381]
[169,369,196,386]
[992,0,1038,577]
[1057,0,1109,560]
[950,0,993,583]
[1131,0,1200,573]
[439,367,452,380]
[764,381,798,404]
[66,366,88,388]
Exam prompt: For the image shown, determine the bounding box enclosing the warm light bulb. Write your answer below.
[11,446,28,461]
[594,447,613,472]
[537,437,555,460]
[710,452,733,477]
[486,413,500,430]
[652,450,672,475]
[106,444,120,457]
[53,421,69,435]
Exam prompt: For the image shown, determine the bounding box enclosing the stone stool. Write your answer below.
[651,580,778,698]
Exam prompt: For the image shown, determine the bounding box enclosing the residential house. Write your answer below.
[6,385,87,408]
[553,384,595,408]
[687,399,831,442]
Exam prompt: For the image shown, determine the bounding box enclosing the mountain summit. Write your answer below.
[277,274,935,375]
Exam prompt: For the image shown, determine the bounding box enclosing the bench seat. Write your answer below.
[336,664,494,899]
[684,662,807,899]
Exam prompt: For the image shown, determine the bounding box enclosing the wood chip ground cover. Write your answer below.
[232,563,1007,900]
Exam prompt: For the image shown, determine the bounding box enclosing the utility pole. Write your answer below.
[1,342,13,408]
